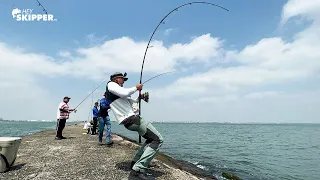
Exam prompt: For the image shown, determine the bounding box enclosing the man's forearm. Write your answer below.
[108,82,137,97]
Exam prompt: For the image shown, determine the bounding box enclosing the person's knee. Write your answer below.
[99,118,105,125]
[159,135,164,145]
[156,134,163,149]
[150,137,163,150]
[143,129,163,150]
[106,120,111,126]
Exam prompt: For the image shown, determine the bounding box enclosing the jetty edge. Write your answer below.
[0,123,241,180]
[113,133,242,180]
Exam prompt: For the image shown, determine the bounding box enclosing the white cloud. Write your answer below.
[163,28,179,36]
[140,0,320,123]
[281,0,320,24]
[164,28,173,36]
[0,0,320,123]
[86,33,109,47]
[0,33,223,121]
[0,80,54,120]
[244,91,282,99]
[195,95,239,103]
[58,51,71,58]
[141,89,320,123]
[158,0,320,98]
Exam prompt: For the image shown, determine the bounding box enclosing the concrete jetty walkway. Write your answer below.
[0,124,211,180]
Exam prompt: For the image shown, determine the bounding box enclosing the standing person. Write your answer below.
[92,102,99,135]
[106,72,163,178]
[98,92,113,145]
[56,96,77,140]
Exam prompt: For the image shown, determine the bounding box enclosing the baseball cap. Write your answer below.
[110,72,128,81]
[63,96,71,100]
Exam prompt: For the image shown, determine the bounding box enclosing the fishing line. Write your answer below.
[137,1,229,143]
[73,71,173,110]
[142,71,175,85]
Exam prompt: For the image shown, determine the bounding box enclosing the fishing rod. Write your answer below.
[73,71,174,110]
[74,80,108,110]
[87,84,95,122]
[137,1,229,143]
[35,0,48,14]
[1,1,47,12]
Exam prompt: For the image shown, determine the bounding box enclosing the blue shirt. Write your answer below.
[92,106,99,117]
[99,98,110,117]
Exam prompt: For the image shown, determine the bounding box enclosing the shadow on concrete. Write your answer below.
[8,163,26,172]
[127,170,156,180]
[115,161,133,172]
[65,137,76,139]
[116,161,164,179]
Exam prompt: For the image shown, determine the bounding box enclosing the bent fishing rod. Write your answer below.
[137,2,229,143]
[73,71,174,110]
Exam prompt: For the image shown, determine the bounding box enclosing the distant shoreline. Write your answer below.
[1,119,320,125]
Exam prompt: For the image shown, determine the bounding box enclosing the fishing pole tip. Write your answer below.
[188,2,229,12]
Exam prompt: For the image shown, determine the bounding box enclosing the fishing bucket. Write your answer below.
[0,137,22,173]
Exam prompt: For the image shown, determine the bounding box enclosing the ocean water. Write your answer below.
[1,121,319,180]
[0,120,77,137]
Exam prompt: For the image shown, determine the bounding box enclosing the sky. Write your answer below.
[0,0,320,123]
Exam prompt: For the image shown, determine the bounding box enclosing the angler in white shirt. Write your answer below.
[106,72,163,178]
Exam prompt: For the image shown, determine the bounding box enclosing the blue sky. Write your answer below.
[1,0,288,51]
[0,0,320,123]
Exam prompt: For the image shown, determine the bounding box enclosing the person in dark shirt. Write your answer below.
[92,102,99,135]
[98,92,113,145]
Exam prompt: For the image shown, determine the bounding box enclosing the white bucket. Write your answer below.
[0,137,22,173]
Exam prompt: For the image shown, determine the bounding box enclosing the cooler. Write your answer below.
[0,137,22,173]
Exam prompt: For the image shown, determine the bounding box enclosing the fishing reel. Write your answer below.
[140,92,149,103]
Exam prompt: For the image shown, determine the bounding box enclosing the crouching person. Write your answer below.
[106,72,163,179]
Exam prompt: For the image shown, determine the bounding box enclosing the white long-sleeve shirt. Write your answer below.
[107,81,139,124]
